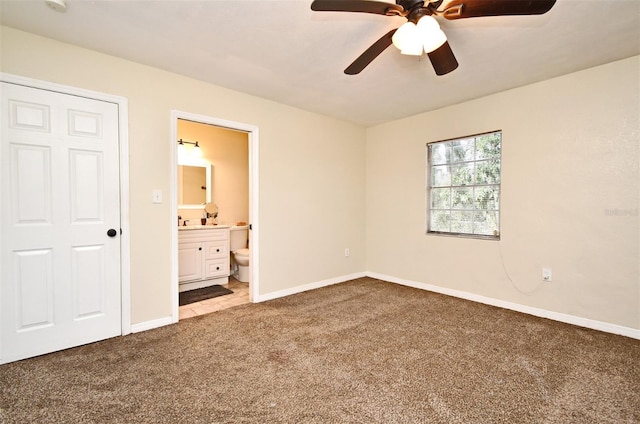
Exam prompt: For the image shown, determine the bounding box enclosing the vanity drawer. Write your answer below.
[204,240,228,259]
[205,258,229,279]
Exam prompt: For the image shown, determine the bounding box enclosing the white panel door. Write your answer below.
[1,82,121,363]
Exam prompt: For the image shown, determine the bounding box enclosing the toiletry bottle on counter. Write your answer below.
[201,213,207,225]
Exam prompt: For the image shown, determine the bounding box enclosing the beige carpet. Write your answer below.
[1,277,638,423]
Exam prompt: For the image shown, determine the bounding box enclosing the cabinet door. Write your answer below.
[178,242,202,282]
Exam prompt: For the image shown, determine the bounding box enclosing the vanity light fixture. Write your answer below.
[177,138,202,158]
[192,141,203,158]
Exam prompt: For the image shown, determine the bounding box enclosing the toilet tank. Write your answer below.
[229,225,249,251]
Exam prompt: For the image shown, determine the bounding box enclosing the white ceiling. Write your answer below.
[1,0,639,126]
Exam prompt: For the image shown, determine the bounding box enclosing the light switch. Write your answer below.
[152,189,163,204]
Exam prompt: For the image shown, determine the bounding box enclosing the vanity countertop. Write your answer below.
[178,224,230,231]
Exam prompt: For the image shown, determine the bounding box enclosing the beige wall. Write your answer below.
[177,120,249,226]
[0,26,367,325]
[2,25,637,332]
[366,56,640,329]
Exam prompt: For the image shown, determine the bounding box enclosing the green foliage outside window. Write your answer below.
[427,131,501,238]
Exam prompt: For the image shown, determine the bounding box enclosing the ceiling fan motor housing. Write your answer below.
[398,0,424,10]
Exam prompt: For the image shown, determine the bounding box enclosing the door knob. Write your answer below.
[107,228,117,237]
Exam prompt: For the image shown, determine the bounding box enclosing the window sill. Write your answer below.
[426,231,500,241]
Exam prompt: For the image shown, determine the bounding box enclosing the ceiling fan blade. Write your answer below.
[344,29,396,75]
[442,0,556,20]
[311,0,404,16]
[427,41,458,75]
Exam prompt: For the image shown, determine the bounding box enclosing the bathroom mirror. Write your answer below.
[178,164,212,209]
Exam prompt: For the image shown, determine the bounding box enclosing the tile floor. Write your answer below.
[179,277,250,320]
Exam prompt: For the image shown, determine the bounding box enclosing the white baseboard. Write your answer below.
[130,316,174,333]
[367,272,640,340]
[129,271,639,341]
[254,272,368,303]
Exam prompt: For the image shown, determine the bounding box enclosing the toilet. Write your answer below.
[230,225,250,283]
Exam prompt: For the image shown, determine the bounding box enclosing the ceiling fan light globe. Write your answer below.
[400,38,424,55]
[423,29,447,53]
[416,15,440,32]
[400,48,424,56]
[392,21,417,51]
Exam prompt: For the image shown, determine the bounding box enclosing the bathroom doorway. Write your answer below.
[170,111,259,322]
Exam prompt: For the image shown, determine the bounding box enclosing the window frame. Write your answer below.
[426,130,502,240]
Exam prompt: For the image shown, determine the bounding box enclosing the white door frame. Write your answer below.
[170,110,259,321]
[0,73,132,339]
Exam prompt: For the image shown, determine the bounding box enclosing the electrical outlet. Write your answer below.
[344,248,350,257]
[542,268,552,282]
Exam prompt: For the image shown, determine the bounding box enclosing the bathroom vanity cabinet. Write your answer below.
[178,227,230,292]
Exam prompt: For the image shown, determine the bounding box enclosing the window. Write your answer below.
[426,131,501,239]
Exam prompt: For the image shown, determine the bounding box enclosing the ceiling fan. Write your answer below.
[311,0,556,75]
